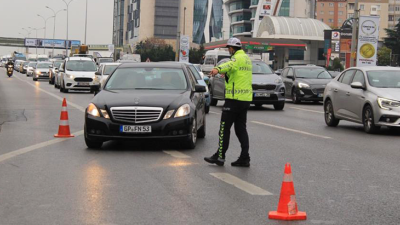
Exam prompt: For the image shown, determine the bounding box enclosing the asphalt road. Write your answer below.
[0,68,400,225]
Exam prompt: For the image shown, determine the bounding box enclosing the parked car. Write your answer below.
[33,62,52,81]
[58,57,97,93]
[209,60,285,110]
[93,62,121,91]
[281,65,332,104]
[49,60,63,84]
[324,66,400,134]
[85,62,207,149]
[26,62,37,77]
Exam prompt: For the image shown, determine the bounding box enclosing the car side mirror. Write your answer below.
[350,82,365,90]
[195,84,207,93]
[95,71,101,76]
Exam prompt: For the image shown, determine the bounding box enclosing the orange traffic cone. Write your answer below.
[54,98,74,138]
[269,163,307,221]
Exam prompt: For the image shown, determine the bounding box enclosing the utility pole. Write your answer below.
[175,0,181,61]
[350,0,359,67]
[85,0,88,44]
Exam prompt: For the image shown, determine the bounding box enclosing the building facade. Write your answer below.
[113,0,194,51]
[347,0,389,41]
[388,0,400,29]
[316,0,348,28]
[192,0,224,44]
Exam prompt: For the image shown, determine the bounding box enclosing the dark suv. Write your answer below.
[281,66,332,104]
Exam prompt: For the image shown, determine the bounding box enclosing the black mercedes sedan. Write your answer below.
[281,66,332,104]
[85,62,207,149]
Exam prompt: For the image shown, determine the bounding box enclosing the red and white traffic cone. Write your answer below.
[54,98,74,138]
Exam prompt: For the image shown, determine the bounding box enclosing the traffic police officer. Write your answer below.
[204,38,253,167]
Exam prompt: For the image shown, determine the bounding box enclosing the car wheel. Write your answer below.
[363,105,380,134]
[198,116,206,139]
[62,82,69,93]
[205,104,210,114]
[184,117,197,149]
[274,101,285,110]
[292,88,301,104]
[84,136,103,149]
[324,100,340,127]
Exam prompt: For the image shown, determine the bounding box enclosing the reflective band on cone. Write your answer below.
[268,163,307,221]
[54,98,74,138]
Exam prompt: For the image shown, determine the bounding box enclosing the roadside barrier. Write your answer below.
[54,98,74,138]
[269,163,307,221]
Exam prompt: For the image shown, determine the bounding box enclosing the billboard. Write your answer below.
[356,16,380,67]
[24,38,81,49]
[260,0,276,16]
[179,35,190,63]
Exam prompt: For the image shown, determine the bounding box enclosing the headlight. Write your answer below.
[35,71,41,75]
[298,83,310,88]
[100,109,110,119]
[175,104,190,118]
[66,74,74,79]
[164,110,175,119]
[377,97,400,110]
[275,78,283,84]
[87,103,100,117]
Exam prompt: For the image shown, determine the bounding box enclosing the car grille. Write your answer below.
[311,88,325,94]
[252,84,276,91]
[110,107,163,124]
[75,78,93,82]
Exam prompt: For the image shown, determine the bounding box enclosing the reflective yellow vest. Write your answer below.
[216,50,253,102]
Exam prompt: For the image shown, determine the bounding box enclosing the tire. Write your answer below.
[274,101,285,110]
[184,117,197,149]
[205,104,210,114]
[324,100,340,127]
[85,136,103,149]
[198,116,206,138]
[62,82,69,93]
[292,88,301,104]
[363,105,380,134]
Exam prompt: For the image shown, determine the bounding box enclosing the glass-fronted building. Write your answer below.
[193,0,224,44]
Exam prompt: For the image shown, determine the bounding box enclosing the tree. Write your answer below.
[377,46,391,66]
[189,45,206,64]
[384,18,400,66]
[135,38,175,62]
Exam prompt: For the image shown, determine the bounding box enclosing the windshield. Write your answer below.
[104,65,118,75]
[252,62,273,74]
[28,63,37,67]
[37,58,48,62]
[99,58,113,63]
[367,71,400,88]
[295,68,332,79]
[66,60,97,71]
[37,63,52,68]
[23,62,29,66]
[54,61,63,68]
[105,68,188,90]
[218,55,230,62]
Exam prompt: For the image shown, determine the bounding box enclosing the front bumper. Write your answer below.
[374,106,400,127]
[64,77,95,90]
[297,88,324,101]
[85,113,193,141]
[33,73,49,79]
[252,90,285,104]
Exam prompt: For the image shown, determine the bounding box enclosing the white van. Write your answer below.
[201,48,231,73]
[58,57,97,93]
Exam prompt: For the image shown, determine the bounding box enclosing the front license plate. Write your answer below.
[255,93,270,97]
[78,82,90,86]
[120,125,152,133]
[318,93,324,97]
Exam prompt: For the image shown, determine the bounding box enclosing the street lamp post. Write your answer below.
[350,0,359,67]
[38,14,54,54]
[29,27,45,56]
[46,6,67,58]
[183,7,186,36]
[62,0,75,56]
[85,0,88,44]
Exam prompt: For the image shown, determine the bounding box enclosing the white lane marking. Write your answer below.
[290,107,324,114]
[209,111,221,115]
[210,173,273,196]
[163,151,191,159]
[13,75,86,112]
[251,121,332,139]
[0,130,84,163]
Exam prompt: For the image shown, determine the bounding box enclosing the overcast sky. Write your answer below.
[0,0,113,55]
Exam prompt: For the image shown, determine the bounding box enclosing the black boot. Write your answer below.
[231,157,250,167]
[204,153,225,166]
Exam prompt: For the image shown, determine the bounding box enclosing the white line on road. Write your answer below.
[251,121,332,139]
[290,107,324,114]
[13,75,86,112]
[210,173,273,196]
[163,151,191,159]
[0,130,84,163]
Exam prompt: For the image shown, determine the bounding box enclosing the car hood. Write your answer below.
[371,88,400,101]
[296,78,332,85]
[67,71,96,77]
[252,74,280,84]
[35,68,50,72]
[93,89,190,110]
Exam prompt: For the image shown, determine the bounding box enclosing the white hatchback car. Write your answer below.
[93,62,120,88]
[59,57,97,93]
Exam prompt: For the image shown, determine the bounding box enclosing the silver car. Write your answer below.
[324,67,400,133]
[33,62,52,81]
